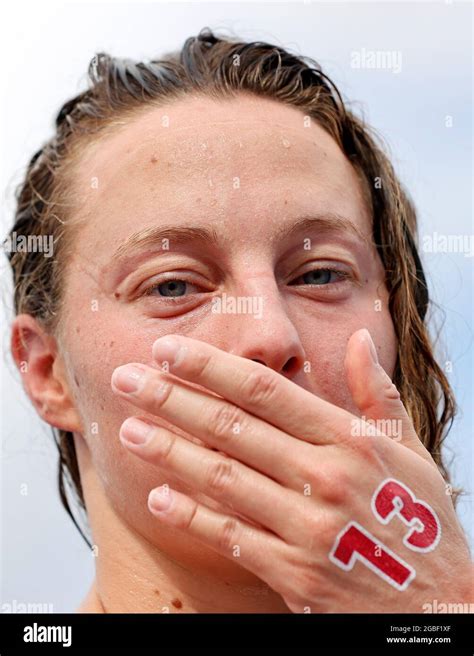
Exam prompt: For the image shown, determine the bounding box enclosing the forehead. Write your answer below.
[69,93,370,257]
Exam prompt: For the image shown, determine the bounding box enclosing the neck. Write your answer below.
[76,441,289,614]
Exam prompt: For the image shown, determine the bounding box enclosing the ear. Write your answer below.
[11,314,82,433]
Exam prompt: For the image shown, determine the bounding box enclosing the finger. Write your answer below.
[344,328,435,465]
[119,416,307,544]
[146,483,290,597]
[111,362,317,490]
[150,334,352,444]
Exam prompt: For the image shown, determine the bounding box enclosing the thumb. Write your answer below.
[345,328,434,465]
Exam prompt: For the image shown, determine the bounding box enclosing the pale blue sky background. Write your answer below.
[1,0,472,611]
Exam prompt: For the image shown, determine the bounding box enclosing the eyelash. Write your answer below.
[140,266,351,300]
[288,266,351,287]
[142,276,202,301]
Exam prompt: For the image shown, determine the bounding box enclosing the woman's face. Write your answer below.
[55,93,397,567]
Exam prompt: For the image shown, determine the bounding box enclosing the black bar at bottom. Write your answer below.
[0,613,472,654]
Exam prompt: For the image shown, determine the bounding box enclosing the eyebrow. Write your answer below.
[111,225,221,261]
[273,212,369,245]
[111,212,369,262]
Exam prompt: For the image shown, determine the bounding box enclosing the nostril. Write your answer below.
[282,356,298,374]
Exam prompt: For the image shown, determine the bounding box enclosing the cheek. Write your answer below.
[61,311,221,530]
[294,298,397,413]
[62,316,166,507]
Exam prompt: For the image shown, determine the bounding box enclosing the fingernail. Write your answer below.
[153,336,186,369]
[362,329,379,364]
[148,485,173,513]
[112,364,145,394]
[120,417,153,445]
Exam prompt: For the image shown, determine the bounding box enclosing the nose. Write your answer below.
[244,342,304,378]
[250,357,296,374]
[227,283,307,379]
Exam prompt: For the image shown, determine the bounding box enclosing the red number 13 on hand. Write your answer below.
[329,478,441,590]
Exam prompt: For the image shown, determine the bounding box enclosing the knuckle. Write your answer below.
[349,431,383,465]
[297,572,320,603]
[341,415,385,465]
[207,402,242,440]
[149,376,173,406]
[318,466,351,505]
[302,509,343,557]
[239,370,278,407]
[179,499,200,531]
[206,457,238,495]
[319,509,347,549]
[151,428,177,463]
[296,459,321,489]
[189,350,214,379]
[282,548,321,603]
[331,420,354,445]
[218,517,240,551]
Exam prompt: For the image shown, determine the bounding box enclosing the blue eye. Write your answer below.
[158,280,187,297]
[147,280,189,297]
[141,274,206,301]
[291,268,345,286]
[302,269,332,285]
